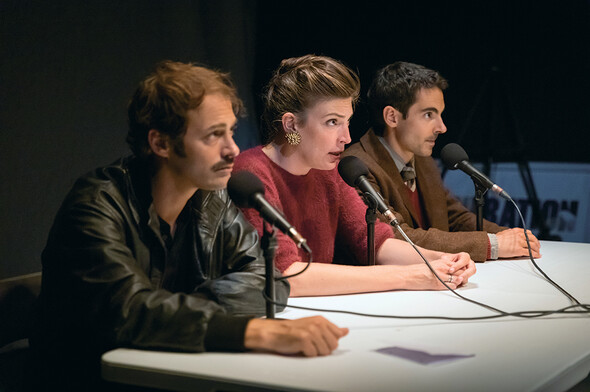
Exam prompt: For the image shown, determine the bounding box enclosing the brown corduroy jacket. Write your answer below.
[342,129,506,261]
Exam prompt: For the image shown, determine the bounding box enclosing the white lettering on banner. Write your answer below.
[440,161,590,243]
[457,196,579,235]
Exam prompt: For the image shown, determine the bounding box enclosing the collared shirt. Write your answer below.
[157,199,203,293]
[377,136,410,172]
[378,137,416,191]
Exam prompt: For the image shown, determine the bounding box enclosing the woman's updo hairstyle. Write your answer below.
[261,54,360,145]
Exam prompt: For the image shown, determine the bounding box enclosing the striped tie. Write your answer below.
[401,165,416,192]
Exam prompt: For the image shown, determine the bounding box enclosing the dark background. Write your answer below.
[1,0,588,279]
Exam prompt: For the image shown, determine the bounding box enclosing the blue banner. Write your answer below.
[441,161,590,243]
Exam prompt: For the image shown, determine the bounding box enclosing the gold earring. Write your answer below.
[285,132,301,146]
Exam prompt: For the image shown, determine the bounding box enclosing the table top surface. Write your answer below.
[102,240,590,392]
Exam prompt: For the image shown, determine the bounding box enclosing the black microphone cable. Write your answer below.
[262,215,590,321]
[438,143,587,310]
[389,220,508,316]
[262,292,590,321]
[388,218,590,316]
[439,143,583,307]
[506,196,583,307]
[275,243,313,281]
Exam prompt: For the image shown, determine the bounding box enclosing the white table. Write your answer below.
[102,240,590,391]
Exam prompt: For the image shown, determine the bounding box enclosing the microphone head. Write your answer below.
[440,143,469,169]
[338,156,369,187]
[227,170,265,208]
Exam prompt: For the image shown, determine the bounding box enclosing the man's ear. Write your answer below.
[383,106,401,128]
[147,129,170,158]
[281,112,297,133]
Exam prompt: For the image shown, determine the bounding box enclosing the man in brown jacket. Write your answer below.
[343,61,540,262]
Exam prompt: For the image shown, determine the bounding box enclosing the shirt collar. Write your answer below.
[377,136,415,171]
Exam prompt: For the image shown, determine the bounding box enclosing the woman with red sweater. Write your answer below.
[233,55,476,297]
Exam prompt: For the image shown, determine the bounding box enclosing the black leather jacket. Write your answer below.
[31,157,289,377]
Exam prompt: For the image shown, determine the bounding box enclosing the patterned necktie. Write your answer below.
[400,165,416,192]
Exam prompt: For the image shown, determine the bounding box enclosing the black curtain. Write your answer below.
[0,0,259,278]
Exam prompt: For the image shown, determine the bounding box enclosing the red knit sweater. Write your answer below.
[233,146,395,272]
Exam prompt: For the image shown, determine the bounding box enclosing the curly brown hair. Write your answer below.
[126,60,243,161]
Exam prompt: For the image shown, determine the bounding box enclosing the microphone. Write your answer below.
[227,170,308,249]
[338,156,398,225]
[440,143,511,200]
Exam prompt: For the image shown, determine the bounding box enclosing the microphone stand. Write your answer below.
[261,223,278,319]
[363,192,378,266]
[473,181,488,231]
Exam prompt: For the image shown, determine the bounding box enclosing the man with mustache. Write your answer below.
[343,61,540,262]
[30,61,348,391]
